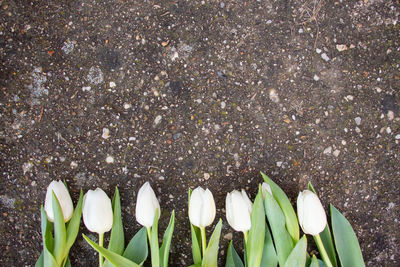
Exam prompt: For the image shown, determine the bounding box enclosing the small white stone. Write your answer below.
[204,173,210,180]
[159,176,165,180]
[269,89,280,103]
[341,140,347,145]
[82,86,91,92]
[313,74,320,81]
[336,44,348,51]
[102,128,110,139]
[354,117,361,125]
[315,118,320,124]
[276,161,283,167]
[333,150,340,157]
[22,162,33,174]
[106,156,114,163]
[124,103,132,109]
[345,95,354,101]
[129,137,136,141]
[387,110,394,120]
[109,81,116,88]
[316,48,322,54]
[221,101,226,109]
[395,134,400,140]
[386,127,391,134]
[323,146,332,155]
[321,53,330,61]
[355,127,361,133]
[376,87,382,93]
[154,115,162,125]
[70,161,78,169]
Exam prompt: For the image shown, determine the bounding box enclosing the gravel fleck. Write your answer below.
[323,146,332,155]
[355,117,362,125]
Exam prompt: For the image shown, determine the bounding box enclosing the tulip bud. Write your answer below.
[189,187,216,228]
[226,189,252,232]
[44,180,74,222]
[297,190,327,235]
[135,182,160,227]
[82,188,113,234]
[261,182,272,199]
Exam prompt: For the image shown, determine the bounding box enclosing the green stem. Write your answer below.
[243,230,248,245]
[99,233,104,267]
[200,227,207,257]
[315,234,333,267]
[146,227,152,244]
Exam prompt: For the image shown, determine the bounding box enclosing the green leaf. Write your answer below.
[63,257,71,267]
[190,223,202,265]
[202,219,222,267]
[83,234,140,267]
[40,207,58,267]
[52,192,67,265]
[260,223,278,267]
[264,191,294,266]
[246,187,265,267]
[160,210,175,267]
[261,172,299,242]
[66,190,83,251]
[308,255,319,267]
[189,189,202,265]
[35,251,44,267]
[284,235,307,267]
[225,241,244,267]
[108,187,125,255]
[318,260,326,267]
[123,227,148,265]
[150,209,160,267]
[308,182,338,267]
[330,205,365,267]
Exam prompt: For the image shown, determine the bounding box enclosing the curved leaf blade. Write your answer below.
[260,223,278,267]
[123,227,148,265]
[226,241,244,267]
[108,187,125,255]
[264,191,294,266]
[330,205,365,267]
[202,219,222,267]
[247,188,265,267]
[83,234,140,267]
[284,235,307,267]
[150,209,160,267]
[66,190,83,250]
[52,192,67,265]
[160,210,175,267]
[261,172,299,242]
[309,255,319,267]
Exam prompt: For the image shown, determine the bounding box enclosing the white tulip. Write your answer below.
[189,187,216,228]
[261,182,272,199]
[135,182,160,227]
[297,190,327,235]
[82,188,113,234]
[44,180,74,222]
[226,189,252,232]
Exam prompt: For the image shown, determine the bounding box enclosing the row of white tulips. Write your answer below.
[37,173,365,267]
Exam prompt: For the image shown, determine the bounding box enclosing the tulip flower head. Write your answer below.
[189,187,216,228]
[297,190,327,235]
[82,188,113,234]
[226,189,252,232]
[261,182,272,199]
[136,182,160,227]
[44,180,74,222]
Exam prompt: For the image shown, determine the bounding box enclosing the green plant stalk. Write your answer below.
[200,227,207,257]
[99,233,104,267]
[146,227,152,242]
[315,234,333,267]
[243,231,248,245]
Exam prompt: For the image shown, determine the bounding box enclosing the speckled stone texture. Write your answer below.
[0,0,399,266]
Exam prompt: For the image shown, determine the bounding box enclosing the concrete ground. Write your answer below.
[0,0,399,266]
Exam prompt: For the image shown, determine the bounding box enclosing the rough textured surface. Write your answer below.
[0,0,399,266]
